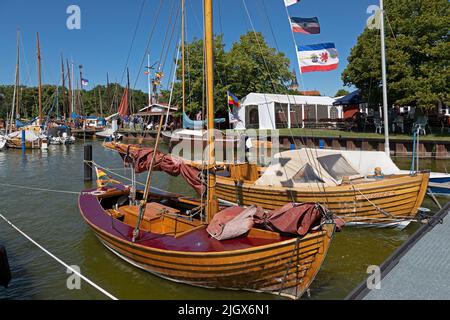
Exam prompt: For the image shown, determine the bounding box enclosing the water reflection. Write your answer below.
[0,141,446,300]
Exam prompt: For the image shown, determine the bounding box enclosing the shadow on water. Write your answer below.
[0,140,448,300]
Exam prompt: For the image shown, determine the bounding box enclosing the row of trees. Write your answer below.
[342,0,449,110]
[0,84,148,120]
[1,31,296,120]
[161,31,296,115]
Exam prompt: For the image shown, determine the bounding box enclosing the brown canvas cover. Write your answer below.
[207,202,342,241]
[207,206,262,241]
[114,144,204,195]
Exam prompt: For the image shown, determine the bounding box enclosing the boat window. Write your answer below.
[292,163,325,183]
[317,154,360,181]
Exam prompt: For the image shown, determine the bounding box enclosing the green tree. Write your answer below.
[335,89,350,97]
[164,31,294,116]
[342,0,450,109]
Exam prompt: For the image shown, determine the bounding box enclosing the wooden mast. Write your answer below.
[204,0,219,222]
[36,33,42,126]
[181,0,186,115]
[15,30,20,118]
[66,60,73,120]
[61,54,66,119]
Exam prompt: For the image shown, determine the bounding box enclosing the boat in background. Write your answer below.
[215,149,430,228]
[5,32,47,150]
[0,134,6,150]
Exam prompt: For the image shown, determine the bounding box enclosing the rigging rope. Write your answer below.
[0,213,119,300]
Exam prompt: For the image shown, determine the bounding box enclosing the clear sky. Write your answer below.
[0,0,376,97]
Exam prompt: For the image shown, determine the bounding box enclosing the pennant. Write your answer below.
[284,0,300,7]
[297,43,339,73]
[227,91,240,107]
[290,17,321,34]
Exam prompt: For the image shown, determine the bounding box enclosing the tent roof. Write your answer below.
[333,90,365,106]
[241,93,336,107]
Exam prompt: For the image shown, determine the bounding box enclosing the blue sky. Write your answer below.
[0,0,376,97]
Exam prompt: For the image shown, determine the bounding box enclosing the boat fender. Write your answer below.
[0,245,12,288]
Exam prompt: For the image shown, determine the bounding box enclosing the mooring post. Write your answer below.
[21,129,26,154]
[84,144,93,181]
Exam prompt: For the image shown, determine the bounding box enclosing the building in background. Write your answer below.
[233,93,340,130]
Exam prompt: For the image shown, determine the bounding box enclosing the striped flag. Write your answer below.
[290,17,321,34]
[227,91,240,107]
[297,43,339,73]
[284,0,300,7]
[81,78,89,87]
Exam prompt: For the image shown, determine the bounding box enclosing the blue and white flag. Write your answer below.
[297,43,339,73]
[81,78,89,86]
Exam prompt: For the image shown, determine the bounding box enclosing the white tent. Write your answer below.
[232,93,341,130]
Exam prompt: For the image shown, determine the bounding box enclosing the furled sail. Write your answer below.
[182,112,225,129]
[105,142,204,195]
[118,88,130,117]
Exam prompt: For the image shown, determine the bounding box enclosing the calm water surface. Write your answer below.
[0,141,444,300]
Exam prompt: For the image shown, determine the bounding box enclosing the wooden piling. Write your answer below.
[84,145,93,182]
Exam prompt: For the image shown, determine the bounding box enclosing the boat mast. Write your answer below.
[8,31,20,134]
[15,30,20,119]
[380,0,390,156]
[147,53,152,106]
[66,60,73,120]
[205,0,219,222]
[61,54,66,119]
[182,0,186,115]
[37,32,43,127]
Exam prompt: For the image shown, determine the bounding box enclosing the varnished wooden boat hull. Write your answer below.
[215,173,430,226]
[79,188,335,299]
[6,138,41,149]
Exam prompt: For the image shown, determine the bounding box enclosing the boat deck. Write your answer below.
[79,190,295,253]
[347,202,450,300]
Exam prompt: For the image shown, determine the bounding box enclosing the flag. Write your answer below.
[290,17,321,34]
[228,107,241,124]
[227,91,240,107]
[284,0,300,7]
[81,78,89,86]
[95,167,120,188]
[297,43,339,73]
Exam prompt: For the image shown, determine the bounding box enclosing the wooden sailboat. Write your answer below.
[6,32,46,150]
[215,163,429,228]
[79,0,336,300]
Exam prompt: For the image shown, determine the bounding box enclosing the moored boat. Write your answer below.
[78,0,337,300]
[79,184,336,299]
[215,149,430,228]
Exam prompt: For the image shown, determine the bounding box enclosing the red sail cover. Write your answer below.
[118,88,130,117]
[207,203,341,241]
[114,144,204,195]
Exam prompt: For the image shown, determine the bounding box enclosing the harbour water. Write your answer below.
[0,141,444,300]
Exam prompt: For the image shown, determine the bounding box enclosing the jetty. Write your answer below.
[347,202,450,300]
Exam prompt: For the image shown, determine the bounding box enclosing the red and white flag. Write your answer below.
[284,0,300,7]
[297,43,339,73]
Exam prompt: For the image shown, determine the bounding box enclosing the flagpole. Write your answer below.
[284,4,305,93]
[147,52,152,106]
[380,0,390,156]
